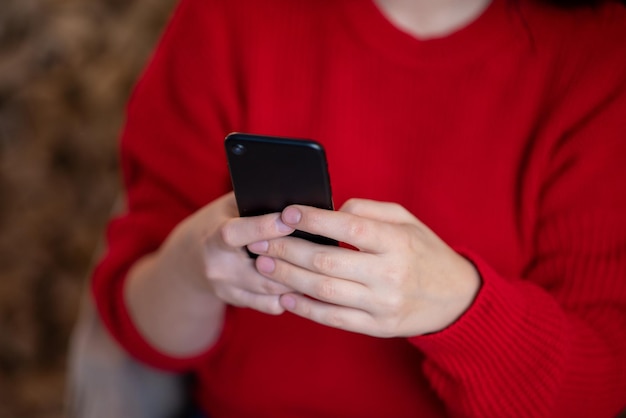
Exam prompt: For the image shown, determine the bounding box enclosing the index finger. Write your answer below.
[220,212,295,248]
[281,205,387,253]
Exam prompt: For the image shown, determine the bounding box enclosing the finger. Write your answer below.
[220,212,294,248]
[339,198,417,224]
[251,236,375,284]
[280,205,390,253]
[279,293,377,336]
[247,272,294,295]
[255,254,372,310]
[234,254,294,295]
[221,287,285,315]
[206,251,294,295]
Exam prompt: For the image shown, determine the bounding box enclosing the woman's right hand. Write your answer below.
[124,192,296,356]
[188,191,297,314]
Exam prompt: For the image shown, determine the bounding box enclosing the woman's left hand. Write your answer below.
[247,198,481,338]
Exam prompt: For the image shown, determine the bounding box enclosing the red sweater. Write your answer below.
[92,0,626,416]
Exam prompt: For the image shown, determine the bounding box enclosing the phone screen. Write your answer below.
[225,132,337,246]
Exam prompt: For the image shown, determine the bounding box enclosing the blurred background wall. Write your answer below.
[0,0,176,416]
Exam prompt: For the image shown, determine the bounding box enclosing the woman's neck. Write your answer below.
[373,0,492,39]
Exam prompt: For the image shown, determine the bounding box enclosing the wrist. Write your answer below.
[124,239,226,357]
[433,254,482,334]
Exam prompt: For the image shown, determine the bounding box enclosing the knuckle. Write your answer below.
[345,220,368,241]
[372,280,405,311]
[380,292,403,313]
[253,219,271,238]
[311,251,336,273]
[213,285,235,304]
[376,320,397,338]
[324,311,345,329]
[259,279,275,294]
[406,225,428,251]
[260,279,285,295]
[204,252,241,282]
[371,296,407,338]
[341,198,360,213]
[392,226,412,246]
[268,238,289,258]
[219,220,238,247]
[204,261,224,283]
[382,267,404,288]
[315,278,336,300]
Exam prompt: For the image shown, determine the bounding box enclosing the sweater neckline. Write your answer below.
[340,0,520,68]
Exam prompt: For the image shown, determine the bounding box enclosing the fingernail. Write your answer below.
[282,207,302,225]
[276,218,293,233]
[248,240,268,253]
[256,256,275,273]
[280,294,296,310]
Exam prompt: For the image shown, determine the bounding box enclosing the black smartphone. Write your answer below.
[225,132,337,247]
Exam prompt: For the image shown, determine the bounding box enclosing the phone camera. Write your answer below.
[231,144,246,156]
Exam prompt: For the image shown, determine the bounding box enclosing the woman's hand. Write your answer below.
[125,192,297,356]
[247,198,481,337]
[178,192,297,315]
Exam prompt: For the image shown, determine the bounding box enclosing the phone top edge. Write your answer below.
[225,132,324,151]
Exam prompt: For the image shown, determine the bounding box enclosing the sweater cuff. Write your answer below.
[408,248,566,387]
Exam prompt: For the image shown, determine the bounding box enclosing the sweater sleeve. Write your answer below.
[91,0,240,371]
[409,34,626,418]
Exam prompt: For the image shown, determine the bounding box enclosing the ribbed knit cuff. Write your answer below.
[408,249,567,416]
